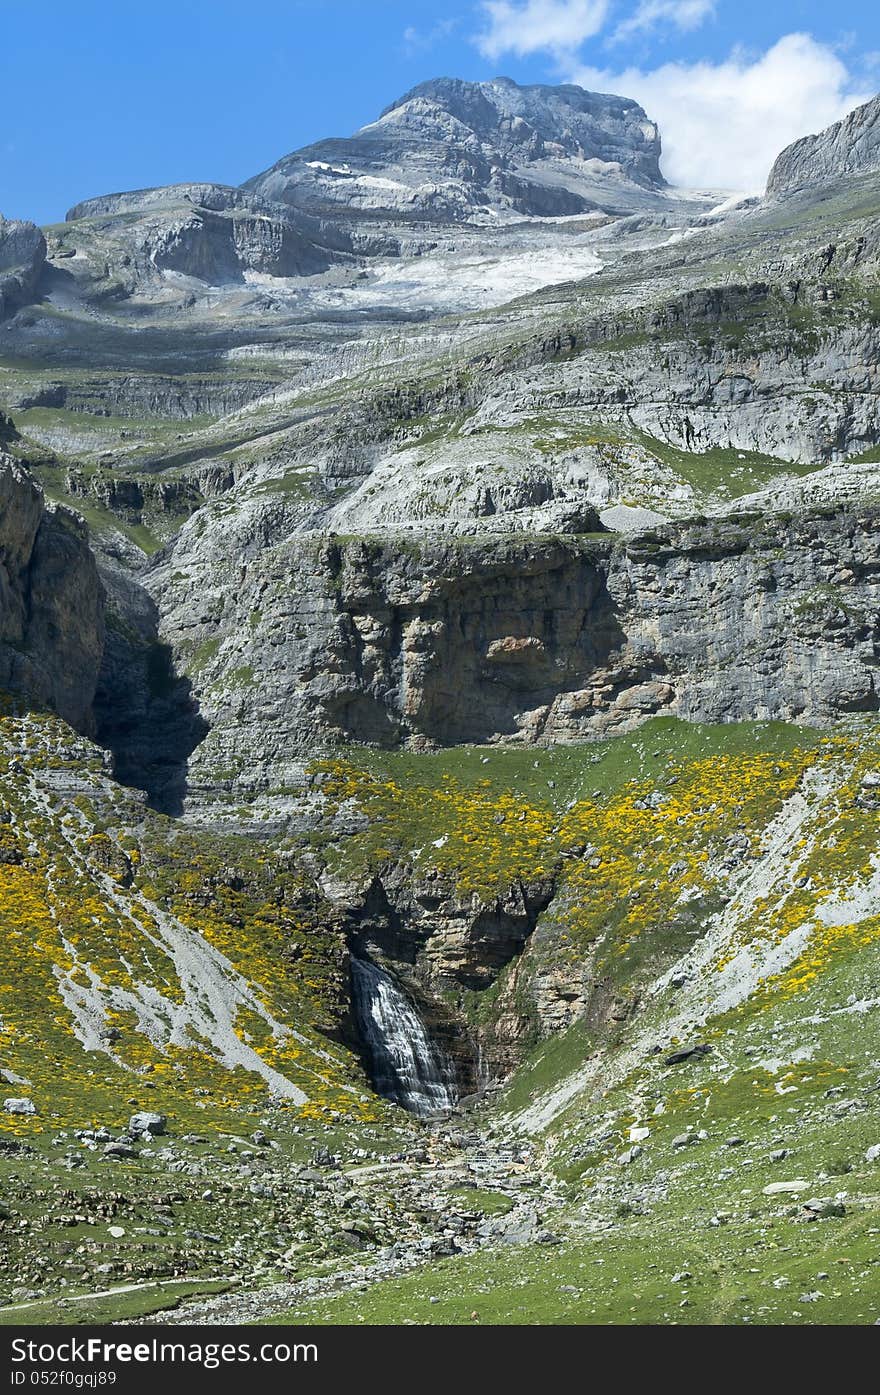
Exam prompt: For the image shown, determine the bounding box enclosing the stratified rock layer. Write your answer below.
[147,507,879,797]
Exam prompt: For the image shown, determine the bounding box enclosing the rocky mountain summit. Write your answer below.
[247,75,665,223]
[38,77,673,322]
[768,92,880,198]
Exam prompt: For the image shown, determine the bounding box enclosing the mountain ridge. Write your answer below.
[768,92,880,198]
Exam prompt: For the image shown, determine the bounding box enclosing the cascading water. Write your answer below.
[350,956,458,1117]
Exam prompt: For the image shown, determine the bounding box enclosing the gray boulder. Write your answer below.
[3,1097,36,1115]
[128,1111,167,1136]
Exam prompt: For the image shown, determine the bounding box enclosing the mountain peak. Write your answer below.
[244,75,664,225]
[766,92,880,198]
[375,74,662,186]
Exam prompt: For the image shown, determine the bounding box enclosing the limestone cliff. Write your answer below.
[145,505,879,801]
[0,214,45,321]
[767,92,880,198]
[0,454,104,729]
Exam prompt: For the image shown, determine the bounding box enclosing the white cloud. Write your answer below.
[475,0,610,60]
[612,0,714,43]
[569,33,872,191]
[469,7,872,193]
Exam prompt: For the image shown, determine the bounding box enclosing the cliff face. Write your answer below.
[767,93,880,198]
[0,455,105,730]
[6,371,282,422]
[0,214,45,321]
[59,183,347,294]
[322,862,557,1087]
[146,505,879,798]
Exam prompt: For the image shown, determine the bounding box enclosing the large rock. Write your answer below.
[128,1111,167,1136]
[767,93,880,198]
[3,1097,36,1115]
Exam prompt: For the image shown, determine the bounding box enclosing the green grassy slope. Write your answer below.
[274,718,880,1325]
[3,709,879,1324]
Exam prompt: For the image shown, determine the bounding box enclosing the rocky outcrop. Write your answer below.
[144,205,340,280]
[66,180,349,276]
[148,505,880,798]
[8,373,279,421]
[66,183,246,222]
[345,865,555,991]
[0,455,104,729]
[58,183,348,295]
[323,864,557,1085]
[767,93,880,198]
[64,467,204,538]
[0,215,45,320]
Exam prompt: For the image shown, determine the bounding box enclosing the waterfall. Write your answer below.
[350,956,458,1118]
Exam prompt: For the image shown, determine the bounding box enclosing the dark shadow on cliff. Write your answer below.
[93,615,209,817]
[427,544,630,746]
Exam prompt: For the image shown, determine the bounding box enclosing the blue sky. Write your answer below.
[2,0,879,223]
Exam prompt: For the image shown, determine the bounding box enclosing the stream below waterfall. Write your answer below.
[350,956,458,1117]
